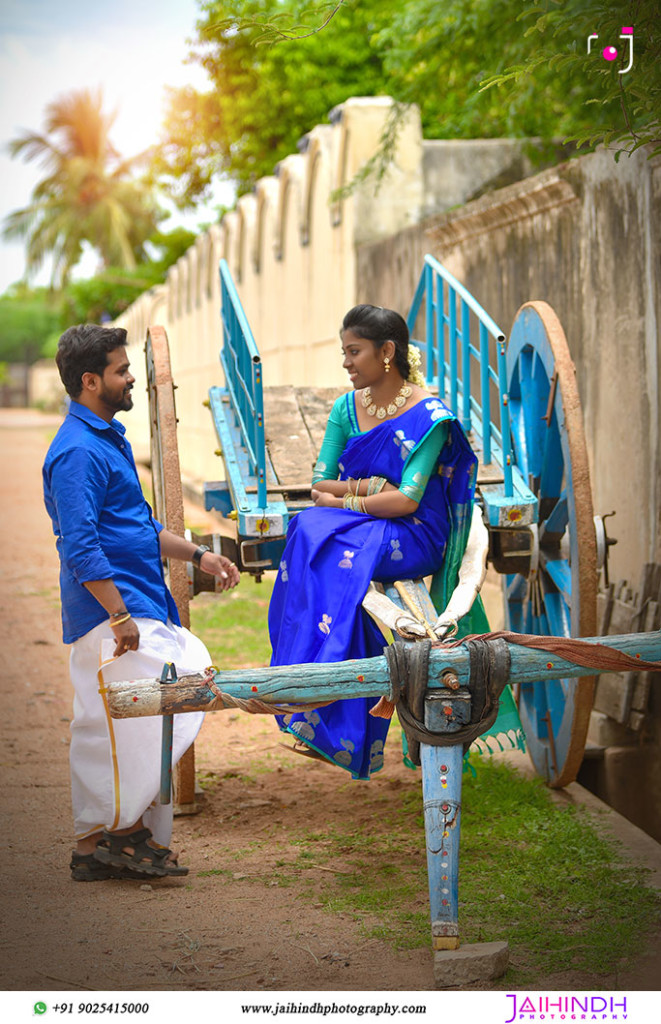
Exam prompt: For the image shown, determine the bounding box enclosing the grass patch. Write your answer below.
[270,759,660,984]
[458,759,660,982]
[191,576,275,668]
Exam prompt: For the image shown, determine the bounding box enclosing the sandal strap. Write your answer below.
[99,827,152,853]
[98,827,174,867]
[124,827,153,845]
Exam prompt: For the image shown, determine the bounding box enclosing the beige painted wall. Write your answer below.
[356,147,661,583]
[110,98,538,488]
[113,97,427,485]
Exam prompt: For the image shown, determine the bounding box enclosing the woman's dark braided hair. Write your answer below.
[341,304,411,380]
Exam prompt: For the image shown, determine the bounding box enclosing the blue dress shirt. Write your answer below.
[43,401,180,643]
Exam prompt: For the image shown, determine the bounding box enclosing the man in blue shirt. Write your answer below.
[43,324,239,882]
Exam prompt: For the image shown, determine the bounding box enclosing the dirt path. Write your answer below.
[1,410,659,996]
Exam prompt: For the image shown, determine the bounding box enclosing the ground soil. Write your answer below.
[1,409,659,995]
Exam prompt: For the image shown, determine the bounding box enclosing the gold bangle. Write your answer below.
[109,612,131,627]
[367,476,386,496]
[343,492,353,509]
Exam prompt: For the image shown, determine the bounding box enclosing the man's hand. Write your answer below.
[199,552,240,591]
[158,529,240,591]
[111,616,140,657]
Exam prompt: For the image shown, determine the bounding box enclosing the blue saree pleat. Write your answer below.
[269,397,477,780]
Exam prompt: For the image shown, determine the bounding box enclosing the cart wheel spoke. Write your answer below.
[542,492,568,537]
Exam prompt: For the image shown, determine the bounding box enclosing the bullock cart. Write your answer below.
[127,256,647,983]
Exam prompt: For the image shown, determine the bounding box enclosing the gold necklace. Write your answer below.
[361,382,413,420]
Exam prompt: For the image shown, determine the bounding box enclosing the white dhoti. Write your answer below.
[69,617,207,847]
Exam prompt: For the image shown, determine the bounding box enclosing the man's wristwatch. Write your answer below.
[192,544,211,567]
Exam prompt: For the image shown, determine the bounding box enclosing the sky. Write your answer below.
[0,0,232,294]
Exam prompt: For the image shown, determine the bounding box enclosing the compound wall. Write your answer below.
[113,99,538,484]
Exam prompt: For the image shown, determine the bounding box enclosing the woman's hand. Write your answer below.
[311,479,348,497]
[311,489,343,508]
[311,479,339,494]
[312,477,397,497]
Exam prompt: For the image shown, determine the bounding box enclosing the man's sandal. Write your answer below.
[70,851,143,882]
[93,827,189,877]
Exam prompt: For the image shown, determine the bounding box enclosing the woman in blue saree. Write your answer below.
[269,304,483,779]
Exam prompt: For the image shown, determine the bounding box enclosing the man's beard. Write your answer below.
[100,385,133,413]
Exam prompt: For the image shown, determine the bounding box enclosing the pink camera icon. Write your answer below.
[587,27,633,73]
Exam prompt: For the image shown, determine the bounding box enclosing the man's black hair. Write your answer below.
[56,324,128,398]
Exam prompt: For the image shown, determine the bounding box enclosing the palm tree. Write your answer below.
[3,87,161,288]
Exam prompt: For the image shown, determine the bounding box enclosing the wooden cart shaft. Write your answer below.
[106,630,661,720]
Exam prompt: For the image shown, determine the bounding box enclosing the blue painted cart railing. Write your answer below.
[219,259,268,508]
[206,261,290,557]
[407,255,537,529]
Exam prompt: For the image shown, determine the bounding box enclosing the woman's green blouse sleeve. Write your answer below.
[399,420,449,502]
[312,395,352,482]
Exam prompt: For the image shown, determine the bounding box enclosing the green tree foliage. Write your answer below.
[480,0,660,157]
[0,226,196,363]
[59,267,162,327]
[156,0,659,208]
[59,226,198,325]
[154,0,398,203]
[4,87,163,288]
[147,225,199,277]
[0,285,62,364]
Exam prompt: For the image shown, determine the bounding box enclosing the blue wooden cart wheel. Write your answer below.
[505,302,598,788]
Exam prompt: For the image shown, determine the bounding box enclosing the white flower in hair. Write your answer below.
[407,343,426,387]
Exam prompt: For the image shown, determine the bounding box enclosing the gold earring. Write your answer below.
[384,356,391,373]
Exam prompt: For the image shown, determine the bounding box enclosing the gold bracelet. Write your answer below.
[343,492,354,509]
[347,493,367,513]
[109,612,131,627]
[367,476,386,496]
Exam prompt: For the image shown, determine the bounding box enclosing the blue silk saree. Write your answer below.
[269,396,481,779]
